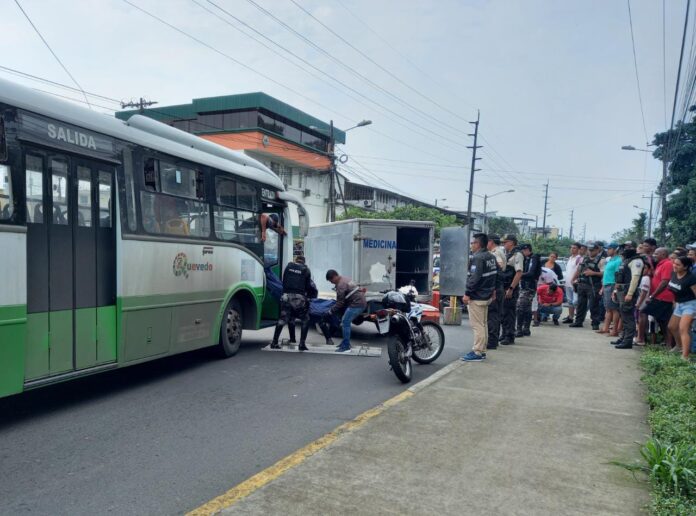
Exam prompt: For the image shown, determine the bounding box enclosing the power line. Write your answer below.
[13,0,92,109]
[288,0,473,126]
[243,0,475,142]
[199,1,469,154]
[0,65,122,104]
[627,0,650,144]
[663,0,668,128]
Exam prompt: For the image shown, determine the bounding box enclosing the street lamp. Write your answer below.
[523,212,539,237]
[310,119,372,222]
[467,189,515,232]
[622,144,662,238]
[621,145,652,152]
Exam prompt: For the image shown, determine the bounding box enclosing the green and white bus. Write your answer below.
[0,78,307,399]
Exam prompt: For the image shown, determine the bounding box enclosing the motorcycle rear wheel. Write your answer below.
[412,321,445,364]
[387,335,412,383]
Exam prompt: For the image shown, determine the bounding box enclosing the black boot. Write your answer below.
[271,323,284,349]
[614,341,633,349]
[298,342,308,351]
[515,330,525,338]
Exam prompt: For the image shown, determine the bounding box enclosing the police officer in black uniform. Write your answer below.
[569,241,604,329]
[500,234,524,345]
[270,255,315,351]
[612,241,644,349]
[516,243,541,337]
[486,234,506,349]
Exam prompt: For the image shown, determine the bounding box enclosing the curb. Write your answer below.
[186,359,463,515]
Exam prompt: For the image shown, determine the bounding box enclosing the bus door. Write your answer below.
[24,150,116,381]
[260,209,285,323]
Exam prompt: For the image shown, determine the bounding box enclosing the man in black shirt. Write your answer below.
[270,255,314,351]
[461,233,498,362]
[516,243,540,337]
[570,241,605,329]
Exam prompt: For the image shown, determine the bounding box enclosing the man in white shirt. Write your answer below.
[562,242,583,324]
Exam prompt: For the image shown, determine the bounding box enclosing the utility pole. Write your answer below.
[581,223,587,242]
[465,110,482,263]
[120,97,158,113]
[327,120,337,222]
[569,210,574,240]
[659,160,667,240]
[483,194,488,233]
[645,192,654,238]
[541,180,549,238]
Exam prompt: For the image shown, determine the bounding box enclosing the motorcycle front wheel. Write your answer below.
[387,335,412,383]
[412,321,445,364]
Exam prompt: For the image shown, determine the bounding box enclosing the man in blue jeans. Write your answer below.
[535,283,564,325]
[326,270,367,353]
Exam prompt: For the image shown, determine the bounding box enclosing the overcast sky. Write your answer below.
[2,0,684,240]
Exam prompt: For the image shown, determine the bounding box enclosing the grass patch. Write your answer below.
[615,348,696,514]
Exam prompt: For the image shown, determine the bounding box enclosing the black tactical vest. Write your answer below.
[614,255,643,285]
[578,254,602,287]
[282,262,310,295]
[502,248,520,287]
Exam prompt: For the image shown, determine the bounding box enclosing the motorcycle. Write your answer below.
[366,286,445,383]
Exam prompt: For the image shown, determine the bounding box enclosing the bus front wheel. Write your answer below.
[219,299,243,357]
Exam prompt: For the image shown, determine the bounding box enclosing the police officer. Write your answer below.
[612,242,644,349]
[270,255,314,351]
[569,241,605,329]
[499,234,524,345]
[486,234,506,349]
[516,243,541,338]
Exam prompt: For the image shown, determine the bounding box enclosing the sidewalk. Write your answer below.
[217,323,650,515]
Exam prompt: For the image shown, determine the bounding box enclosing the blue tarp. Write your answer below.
[264,267,283,301]
[265,267,339,329]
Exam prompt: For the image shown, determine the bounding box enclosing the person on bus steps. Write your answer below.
[569,241,605,329]
[260,213,287,242]
[612,242,645,349]
[270,255,316,351]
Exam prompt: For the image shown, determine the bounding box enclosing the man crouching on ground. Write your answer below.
[325,270,367,353]
[461,233,498,362]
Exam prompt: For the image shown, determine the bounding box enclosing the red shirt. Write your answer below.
[651,259,675,303]
[537,284,563,305]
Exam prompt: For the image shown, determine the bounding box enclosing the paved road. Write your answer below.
[0,323,472,515]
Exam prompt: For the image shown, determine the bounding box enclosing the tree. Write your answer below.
[652,113,696,246]
[523,236,575,257]
[611,212,647,244]
[338,206,459,238]
[487,216,519,237]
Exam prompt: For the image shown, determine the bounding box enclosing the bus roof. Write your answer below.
[0,78,284,190]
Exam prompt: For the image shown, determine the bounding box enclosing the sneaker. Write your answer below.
[335,345,351,353]
[553,319,560,326]
[562,317,573,324]
[461,351,485,362]
[270,342,281,349]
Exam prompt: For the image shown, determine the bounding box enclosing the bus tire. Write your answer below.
[219,299,243,357]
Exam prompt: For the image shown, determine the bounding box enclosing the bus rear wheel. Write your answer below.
[219,299,243,357]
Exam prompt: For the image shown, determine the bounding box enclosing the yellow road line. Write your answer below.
[187,389,414,516]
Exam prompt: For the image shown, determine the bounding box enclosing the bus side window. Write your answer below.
[144,158,159,191]
[0,164,13,221]
[25,155,43,223]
